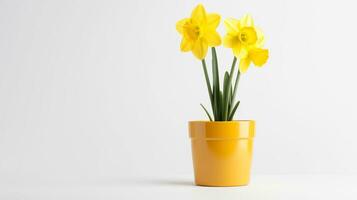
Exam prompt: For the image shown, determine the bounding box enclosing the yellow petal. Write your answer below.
[205,31,221,46]
[176,18,189,34]
[192,38,208,60]
[223,34,238,48]
[249,48,269,67]
[240,14,254,27]
[232,44,248,58]
[206,14,220,29]
[239,57,251,73]
[180,38,193,52]
[224,18,240,34]
[232,44,242,58]
[255,27,265,47]
[191,4,206,24]
[240,48,248,58]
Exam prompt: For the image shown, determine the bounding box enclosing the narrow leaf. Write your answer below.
[212,47,220,121]
[228,87,233,112]
[228,101,240,121]
[230,69,241,114]
[222,57,237,121]
[200,103,213,121]
[222,72,231,121]
[218,90,224,121]
[212,48,220,91]
[212,89,217,120]
[201,60,214,116]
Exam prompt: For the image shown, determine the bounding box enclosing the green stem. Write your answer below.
[223,57,237,120]
[211,47,219,120]
[230,68,241,113]
[229,57,237,78]
[201,59,213,114]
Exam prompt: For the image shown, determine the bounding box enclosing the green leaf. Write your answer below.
[228,101,240,121]
[201,59,214,118]
[230,69,241,114]
[228,87,233,113]
[212,88,217,120]
[222,72,231,121]
[200,103,213,121]
[211,47,220,121]
[218,90,224,121]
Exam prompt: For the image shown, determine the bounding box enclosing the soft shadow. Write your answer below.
[119,177,194,187]
[78,177,194,187]
[144,179,194,186]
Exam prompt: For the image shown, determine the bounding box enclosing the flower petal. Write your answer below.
[176,18,189,34]
[255,27,265,47]
[240,14,254,27]
[205,31,221,46]
[239,57,251,73]
[223,34,238,48]
[232,44,248,59]
[249,48,269,67]
[239,48,248,58]
[192,38,208,60]
[191,4,206,24]
[232,43,242,58]
[180,38,193,52]
[224,18,240,34]
[206,14,220,29]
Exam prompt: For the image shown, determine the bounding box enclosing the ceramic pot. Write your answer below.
[188,120,255,186]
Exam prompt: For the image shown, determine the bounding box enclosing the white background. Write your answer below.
[1,0,357,194]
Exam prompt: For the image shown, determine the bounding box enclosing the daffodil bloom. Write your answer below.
[239,47,269,72]
[223,15,269,72]
[176,4,221,60]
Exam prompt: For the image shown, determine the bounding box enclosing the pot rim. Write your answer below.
[189,120,255,139]
[189,120,255,123]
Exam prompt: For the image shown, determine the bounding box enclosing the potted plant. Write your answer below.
[176,4,269,186]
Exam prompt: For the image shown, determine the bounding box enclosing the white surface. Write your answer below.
[1,175,356,200]
[1,0,357,192]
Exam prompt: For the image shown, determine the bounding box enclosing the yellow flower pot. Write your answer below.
[189,120,255,186]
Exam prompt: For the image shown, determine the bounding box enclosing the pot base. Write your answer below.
[195,183,249,187]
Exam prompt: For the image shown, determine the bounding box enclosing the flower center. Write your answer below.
[183,21,201,41]
[239,27,258,45]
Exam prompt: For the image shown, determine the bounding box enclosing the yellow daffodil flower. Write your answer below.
[239,48,269,72]
[223,15,269,73]
[176,4,221,60]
